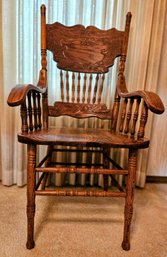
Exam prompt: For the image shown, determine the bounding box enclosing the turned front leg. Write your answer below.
[26,144,36,249]
[122,148,137,251]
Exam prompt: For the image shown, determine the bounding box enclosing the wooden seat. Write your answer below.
[7,5,164,251]
[18,127,149,148]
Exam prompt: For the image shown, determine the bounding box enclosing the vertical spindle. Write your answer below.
[60,70,64,102]
[87,74,93,104]
[77,73,81,103]
[131,98,141,136]
[72,72,75,103]
[21,101,28,133]
[119,98,128,132]
[82,73,87,103]
[66,71,69,102]
[28,92,33,131]
[137,101,148,139]
[37,93,42,129]
[33,92,38,130]
[98,74,105,104]
[92,74,99,104]
[111,92,120,132]
[124,98,134,134]
[42,91,48,129]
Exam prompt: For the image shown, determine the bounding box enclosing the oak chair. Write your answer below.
[7,5,164,251]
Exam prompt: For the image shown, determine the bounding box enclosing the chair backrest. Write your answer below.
[38,5,131,128]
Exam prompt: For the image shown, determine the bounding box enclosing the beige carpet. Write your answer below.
[0,183,167,257]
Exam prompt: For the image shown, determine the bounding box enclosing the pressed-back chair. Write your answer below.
[7,5,164,251]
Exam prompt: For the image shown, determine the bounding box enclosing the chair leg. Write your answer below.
[41,145,53,189]
[26,144,36,249]
[103,147,110,191]
[122,148,137,251]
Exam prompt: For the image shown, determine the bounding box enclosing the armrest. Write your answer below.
[7,84,46,107]
[117,74,165,114]
[119,90,164,114]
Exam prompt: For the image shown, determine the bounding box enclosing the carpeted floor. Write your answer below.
[0,183,167,257]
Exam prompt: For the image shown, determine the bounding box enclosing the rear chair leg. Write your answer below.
[103,147,110,191]
[41,145,53,189]
[122,148,137,251]
[26,144,36,249]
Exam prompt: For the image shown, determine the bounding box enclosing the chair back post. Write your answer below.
[39,4,48,129]
[112,12,132,132]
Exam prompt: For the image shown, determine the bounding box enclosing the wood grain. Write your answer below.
[26,144,36,249]
[17,127,149,148]
[49,102,112,119]
[35,189,126,197]
[7,84,46,107]
[117,73,165,114]
[6,6,165,251]
[46,22,124,73]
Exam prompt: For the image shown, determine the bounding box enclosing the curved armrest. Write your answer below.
[7,84,46,107]
[120,90,164,114]
[117,74,165,114]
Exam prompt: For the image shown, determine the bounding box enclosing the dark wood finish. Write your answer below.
[119,98,128,132]
[7,4,165,251]
[46,24,125,73]
[21,101,28,134]
[7,84,46,107]
[26,144,36,249]
[131,98,141,136]
[137,101,148,139]
[117,73,164,114]
[92,74,99,104]
[41,145,53,190]
[17,127,150,148]
[124,98,134,134]
[103,147,110,191]
[111,93,120,132]
[49,102,112,119]
[82,73,87,103]
[37,93,42,129]
[35,166,128,175]
[35,190,126,197]
[97,74,105,104]
[27,92,33,131]
[146,176,167,183]
[122,148,137,250]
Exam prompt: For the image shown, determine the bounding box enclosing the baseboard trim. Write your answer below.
[146,176,167,183]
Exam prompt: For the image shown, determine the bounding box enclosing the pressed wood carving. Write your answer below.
[49,102,112,119]
[7,4,165,252]
[46,22,124,73]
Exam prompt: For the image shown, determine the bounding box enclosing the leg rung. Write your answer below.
[35,167,128,175]
[35,189,126,197]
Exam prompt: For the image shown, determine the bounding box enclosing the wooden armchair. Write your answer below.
[7,5,164,251]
